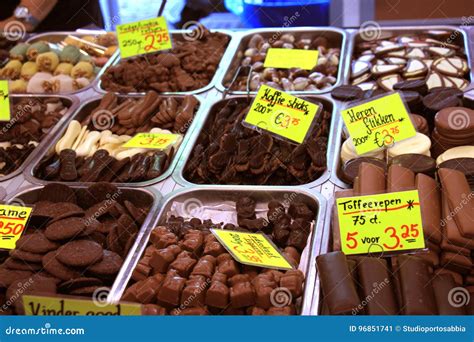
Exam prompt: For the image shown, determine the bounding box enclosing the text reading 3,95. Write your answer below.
[340,92,416,155]
[336,190,425,255]
[0,204,32,250]
[116,17,172,59]
[122,133,180,150]
[244,85,320,144]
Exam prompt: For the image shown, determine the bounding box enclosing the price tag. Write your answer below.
[264,48,319,70]
[122,133,180,149]
[23,295,142,316]
[211,229,293,270]
[244,85,321,144]
[336,190,425,255]
[340,92,416,155]
[0,204,32,250]
[116,16,172,59]
[0,81,11,121]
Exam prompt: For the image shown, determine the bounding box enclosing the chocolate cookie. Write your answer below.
[57,240,104,267]
[331,85,364,101]
[58,277,103,293]
[86,250,123,276]
[69,286,102,296]
[9,249,44,263]
[42,251,81,281]
[15,233,59,254]
[4,257,42,272]
[0,268,32,288]
[38,183,76,203]
[45,217,87,241]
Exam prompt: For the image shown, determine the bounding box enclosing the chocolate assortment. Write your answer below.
[184,97,331,185]
[349,30,470,92]
[317,162,473,315]
[33,91,199,183]
[0,183,153,315]
[0,96,70,177]
[100,28,230,93]
[226,32,341,92]
[121,194,316,315]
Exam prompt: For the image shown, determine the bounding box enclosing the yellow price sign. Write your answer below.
[116,16,172,59]
[264,48,319,70]
[211,229,293,270]
[0,80,11,121]
[0,204,32,250]
[244,85,321,144]
[336,190,425,255]
[23,295,142,316]
[340,92,417,155]
[122,133,180,149]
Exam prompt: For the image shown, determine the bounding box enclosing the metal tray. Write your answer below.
[5,183,163,305]
[24,93,205,187]
[0,94,79,184]
[23,31,120,96]
[108,186,327,315]
[95,29,236,96]
[173,93,338,189]
[330,25,474,189]
[215,27,348,95]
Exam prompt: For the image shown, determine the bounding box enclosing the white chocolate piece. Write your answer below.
[0,142,11,149]
[115,148,144,160]
[55,120,82,154]
[436,146,474,165]
[99,130,113,146]
[75,131,101,157]
[71,126,88,150]
[387,132,431,158]
[340,138,384,163]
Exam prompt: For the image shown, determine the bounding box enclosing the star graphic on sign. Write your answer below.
[406,200,415,210]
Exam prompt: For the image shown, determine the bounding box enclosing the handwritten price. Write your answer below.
[138,137,172,146]
[233,245,262,263]
[345,223,420,251]
[144,32,170,51]
[0,221,25,236]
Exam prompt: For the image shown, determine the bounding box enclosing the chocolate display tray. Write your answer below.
[0,94,79,183]
[108,187,327,315]
[215,27,347,95]
[25,31,119,96]
[95,29,236,96]
[24,93,204,187]
[6,184,162,305]
[174,94,338,188]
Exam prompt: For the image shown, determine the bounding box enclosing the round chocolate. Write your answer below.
[9,249,44,263]
[15,233,59,254]
[434,107,474,136]
[390,154,436,175]
[57,240,104,267]
[45,217,87,241]
[341,157,387,184]
[331,85,364,101]
[438,158,474,176]
[393,79,428,95]
[42,251,81,281]
[86,250,123,276]
[58,277,103,293]
[422,91,462,113]
[400,91,422,112]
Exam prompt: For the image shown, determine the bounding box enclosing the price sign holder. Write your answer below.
[211,229,294,270]
[0,80,11,121]
[340,92,417,156]
[243,85,321,144]
[336,190,426,256]
[0,204,33,250]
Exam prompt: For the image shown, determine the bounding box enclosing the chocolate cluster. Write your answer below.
[122,197,315,315]
[229,34,340,91]
[0,97,69,177]
[184,98,331,185]
[0,183,152,315]
[101,28,230,93]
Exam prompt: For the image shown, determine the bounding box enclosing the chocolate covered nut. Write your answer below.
[169,257,197,278]
[279,270,304,298]
[316,252,360,315]
[57,240,104,267]
[142,304,166,315]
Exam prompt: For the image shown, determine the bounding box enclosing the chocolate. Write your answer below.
[390,154,436,176]
[56,240,104,267]
[387,164,415,192]
[331,85,364,101]
[358,162,386,195]
[416,173,442,243]
[341,157,387,184]
[44,217,87,241]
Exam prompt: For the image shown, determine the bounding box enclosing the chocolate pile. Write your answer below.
[349,31,470,92]
[122,196,315,315]
[318,162,474,315]
[0,183,151,315]
[228,33,340,92]
[34,91,199,183]
[101,28,230,93]
[184,98,331,185]
[0,97,69,177]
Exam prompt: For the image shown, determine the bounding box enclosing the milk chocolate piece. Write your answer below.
[157,272,186,306]
[331,85,364,101]
[357,257,398,315]
[416,173,442,243]
[440,252,472,274]
[205,281,229,308]
[439,168,474,238]
[387,164,415,192]
[341,157,387,184]
[432,274,466,315]
[358,162,386,195]
[59,149,77,181]
[390,154,436,176]
[441,192,474,249]
[395,255,437,315]
[230,281,256,308]
[316,252,360,315]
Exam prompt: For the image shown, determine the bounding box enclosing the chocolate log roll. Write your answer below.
[432,274,466,315]
[356,257,399,315]
[395,255,437,315]
[416,173,442,243]
[439,168,474,238]
[358,162,386,195]
[316,251,360,315]
[387,164,415,192]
